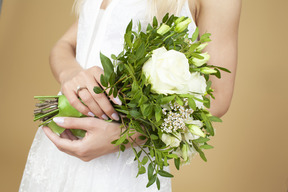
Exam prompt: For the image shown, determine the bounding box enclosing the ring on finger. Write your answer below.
[76,85,88,96]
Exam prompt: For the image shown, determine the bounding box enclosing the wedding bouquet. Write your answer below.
[34,14,230,189]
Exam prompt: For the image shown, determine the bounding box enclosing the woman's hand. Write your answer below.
[60,66,122,121]
[42,117,144,161]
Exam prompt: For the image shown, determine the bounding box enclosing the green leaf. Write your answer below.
[130,110,142,119]
[156,177,160,190]
[120,144,126,152]
[115,134,126,146]
[167,154,178,159]
[201,112,214,136]
[208,116,222,122]
[162,13,169,23]
[142,156,149,165]
[139,135,147,140]
[192,141,207,162]
[200,144,214,149]
[191,27,199,42]
[150,148,155,158]
[93,86,104,94]
[150,134,158,140]
[153,16,158,27]
[194,137,210,143]
[174,158,180,170]
[124,31,133,48]
[161,95,175,104]
[146,174,157,188]
[138,166,146,175]
[175,96,183,106]
[100,74,108,87]
[135,43,145,60]
[214,68,221,78]
[148,163,154,180]
[188,97,196,110]
[100,52,114,78]
[158,170,174,178]
[155,105,162,122]
[125,20,133,33]
[203,97,210,108]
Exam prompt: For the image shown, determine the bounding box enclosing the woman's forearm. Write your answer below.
[49,21,82,84]
[49,41,82,84]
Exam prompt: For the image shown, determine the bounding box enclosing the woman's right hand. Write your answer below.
[59,65,122,121]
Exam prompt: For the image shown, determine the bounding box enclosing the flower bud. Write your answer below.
[187,124,206,137]
[192,52,210,67]
[196,43,208,52]
[175,16,185,25]
[181,144,189,161]
[200,67,217,74]
[157,24,171,35]
[175,18,192,33]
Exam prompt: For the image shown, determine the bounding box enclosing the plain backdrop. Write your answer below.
[0,0,287,191]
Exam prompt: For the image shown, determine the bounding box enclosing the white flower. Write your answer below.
[173,144,197,164]
[142,47,206,95]
[161,132,181,148]
[183,130,200,143]
[192,52,210,67]
[188,72,207,95]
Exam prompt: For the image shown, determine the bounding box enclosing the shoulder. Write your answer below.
[188,0,242,26]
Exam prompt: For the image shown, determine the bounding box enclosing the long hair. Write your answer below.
[72,0,187,20]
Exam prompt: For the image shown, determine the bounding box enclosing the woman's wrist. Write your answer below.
[59,65,83,85]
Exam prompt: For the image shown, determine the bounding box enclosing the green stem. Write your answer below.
[33,109,59,121]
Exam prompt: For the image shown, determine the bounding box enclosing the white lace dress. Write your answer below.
[19,0,197,191]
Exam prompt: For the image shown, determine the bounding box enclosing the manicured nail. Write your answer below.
[101,114,109,120]
[88,112,95,117]
[53,117,65,125]
[111,113,120,121]
[113,96,122,105]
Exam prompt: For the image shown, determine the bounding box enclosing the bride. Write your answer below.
[19,0,241,191]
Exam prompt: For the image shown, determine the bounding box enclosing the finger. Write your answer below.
[91,66,122,106]
[42,126,79,155]
[65,130,79,140]
[78,88,108,120]
[52,116,107,132]
[65,89,95,117]
[79,71,118,121]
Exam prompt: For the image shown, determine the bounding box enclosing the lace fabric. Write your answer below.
[19,0,196,191]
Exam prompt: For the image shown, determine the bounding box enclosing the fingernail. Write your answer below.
[111,113,120,121]
[114,96,122,106]
[53,117,65,125]
[88,112,95,117]
[101,114,109,120]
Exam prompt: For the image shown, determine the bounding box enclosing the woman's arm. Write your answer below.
[193,0,242,117]
[49,21,121,120]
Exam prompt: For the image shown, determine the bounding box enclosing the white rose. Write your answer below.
[142,47,192,95]
[188,72,207,95]
[161,133,181,148]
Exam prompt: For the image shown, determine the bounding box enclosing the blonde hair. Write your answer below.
[73,0,187,20]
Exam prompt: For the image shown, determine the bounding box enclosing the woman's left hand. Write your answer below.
[42,117,123,161]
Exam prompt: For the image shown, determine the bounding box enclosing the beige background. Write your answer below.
[0,0,287,191]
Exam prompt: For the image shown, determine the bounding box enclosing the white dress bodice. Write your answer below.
[76,0,196,69]
[19,1,197,191]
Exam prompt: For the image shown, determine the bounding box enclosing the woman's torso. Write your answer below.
[75,0,197,70]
